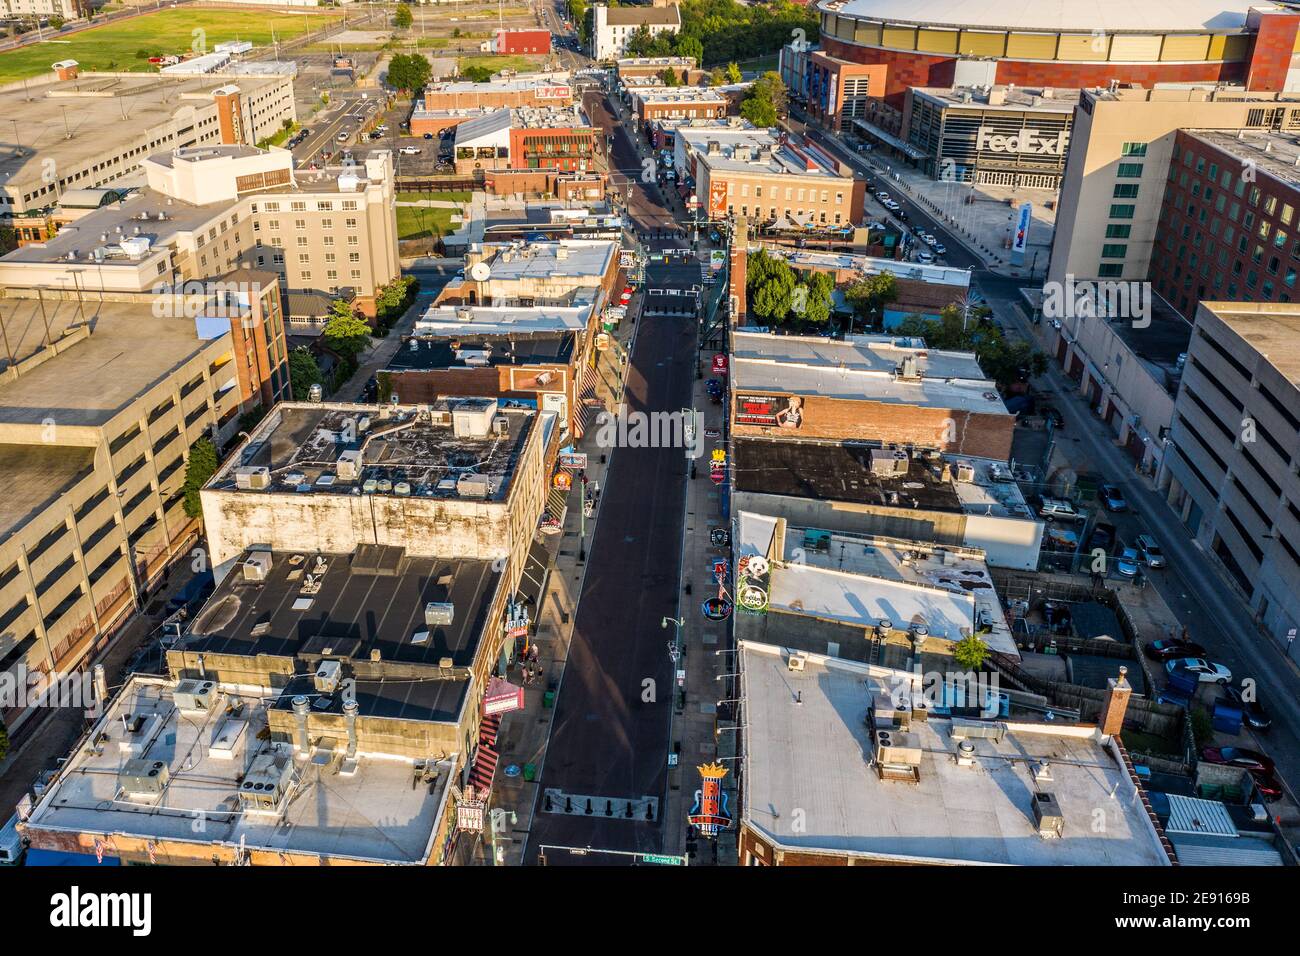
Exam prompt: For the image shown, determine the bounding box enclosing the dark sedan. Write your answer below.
[1144,639,1207,662]
[1220,684,1273,732]
[1099,483,1128,512]
[1201,747,1283,799]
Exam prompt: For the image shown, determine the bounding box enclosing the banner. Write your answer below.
[1012,202,1032,254]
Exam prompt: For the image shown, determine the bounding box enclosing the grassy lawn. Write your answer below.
[0,8,343,84]
[396,205,458,241]
[396,190,472,204]
[457,54,542,75]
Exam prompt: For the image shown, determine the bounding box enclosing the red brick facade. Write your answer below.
[1245,12,1300,92]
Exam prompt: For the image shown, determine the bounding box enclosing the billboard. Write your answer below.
[1011,202,1032,254]
[709,179,729,218]
[735,394,804,429]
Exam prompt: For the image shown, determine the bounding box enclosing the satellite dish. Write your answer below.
[469,261,491,282]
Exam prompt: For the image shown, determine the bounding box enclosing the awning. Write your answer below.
[468,713,502,794]
[26,848,120,866]
[484,677,525,716]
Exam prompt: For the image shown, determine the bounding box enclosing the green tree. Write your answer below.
[793,271,834,325]
[387,52,431,93]
[323,304,373,360]
[845,272,897,328]
[658,67,682,87]
[747,250,796,323]
[0,224,16,256]
[459,64,493,83]
[49,15,64,30]
[724,62,743,84]
[708,66,726,87]
[741,71,786,127]
[288,346,323,400]
[893,306,1048,390]
[394,3,413,29]
[953,634,990,670]
[675,34,703,64]
[182,437,218,519]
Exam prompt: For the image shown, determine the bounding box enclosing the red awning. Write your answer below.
[484,677,525,716]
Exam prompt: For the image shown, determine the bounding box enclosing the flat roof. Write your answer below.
[184,545,498,677]
[0,72,288,194]
[912,85,1080,114]
[415,303,594,336]
[386,331,576,371]
[762,247,972,287]
[1188,128,1300,194]
[0,443,95,539]
[212,401,534,501]
[602,6,680,25]
[732,331,1009,415]
[22,675,453,865]
[735,512,1016,655]
[0,299,225,428]
[738,640,1170,865]
[1200,302,1300,388]
[681,127,848,180]
[474,238,617,283]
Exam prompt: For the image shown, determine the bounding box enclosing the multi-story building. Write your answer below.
[410,75,573,132]
[0,144,399,318]
[0,0,83,22]
[1162,301,1300,654]
[779,42,886,133]
[674,127,865,228]
[452,106,598,177]
[811,0,1300,107]
[591,3,681,62]
[483,28,552,55]
[0,300,244,732]
[0,71,296,216]
[615,56,702,86]
[628,86,735,124]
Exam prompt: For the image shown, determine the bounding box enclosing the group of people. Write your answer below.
[521,643,544,686]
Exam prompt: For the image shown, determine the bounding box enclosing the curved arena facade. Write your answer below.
[814,0,1300,103]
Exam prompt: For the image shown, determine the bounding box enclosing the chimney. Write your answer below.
[729,215,748,325]
[92,664,108,708]
[343,698,360,758]
[1099,666,1132,736]
[291,694,312,757]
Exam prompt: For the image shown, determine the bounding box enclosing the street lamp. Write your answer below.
[662,616,684,685]
[489,808,517,866]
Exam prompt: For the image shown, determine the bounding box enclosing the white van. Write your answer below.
[0,814,24,865]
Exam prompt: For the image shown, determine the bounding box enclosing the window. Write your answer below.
[1117,162,1143,178]
[1105,224,1131,239]
[1098,263,1124,277]
[1121,142,1147,157]
[1113,184,1139,199]
[1109,204,1135,219]
[1101,244,1127,259]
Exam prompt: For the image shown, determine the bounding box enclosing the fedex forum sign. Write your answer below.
[976,126,1068,156]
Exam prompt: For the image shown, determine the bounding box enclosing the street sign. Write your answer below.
[640,853,685,866]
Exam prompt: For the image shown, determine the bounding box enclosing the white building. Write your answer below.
[0,0,81,21]
[591,4,681,62]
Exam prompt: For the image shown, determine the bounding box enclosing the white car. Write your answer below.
[399,146,421,155]
[1165,658,1232,684]
[916,250,935,264]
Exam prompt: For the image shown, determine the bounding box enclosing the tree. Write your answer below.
[387,52,431,94]
[675,34,703,64]
[0,224,16,256]
[182,437,218,519]
[748,251,796,323]
[893,306,1048,390]
[0,719,8,762]
[845,272,897,328]
[323,304,373,360]
[658,67,682,87]
[459,64,493,83]
[708,66,726,87]
[49,15,64,30]
[289,346,323,400]
[724,62,743,84]
[394,3,413,29]
[793,271,834,325]
[741,71,786,127]
[953,634,990,671]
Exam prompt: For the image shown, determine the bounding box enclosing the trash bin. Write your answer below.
[543,690,556,709]
[524,763,537,782]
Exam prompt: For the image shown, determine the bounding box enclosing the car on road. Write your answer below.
[933,242,946,255]
[1200,747,1283,798]
[920,232,937,246]
[916,250,935,264]
[1144,639,1208,662]
[424,132,434,139]
[1088,523,1115,552]
[1219,684,1273,731]
[1165,658,1232,684]
[399,146,421,155]
[1135,533,1165,568]
[1099,483,1128,512]
[1116,546,1140,577]
[1037,496,1082,521]
[336,132,350,143]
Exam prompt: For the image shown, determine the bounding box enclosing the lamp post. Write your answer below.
[663,616,684,686]
[489,808,517,866]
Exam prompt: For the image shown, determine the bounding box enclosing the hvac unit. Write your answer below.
[492,416,510,437]
[1033,791,1065,837]
[950,717,1007,742]
[451,399,499,438]
[234,465,271,490]
[238,753,295,812]
[119,758,170,798]
[174,679,217,713]
[874,730,923,780]
[242,551,272,582]
[787,653,807,672]
[871,692,901,728]
[456,473,491,498]
[336,449,364,480]
[868,448,910,477]
[314,660,342,694]
[954,461,976,483]
[425,602,455,626]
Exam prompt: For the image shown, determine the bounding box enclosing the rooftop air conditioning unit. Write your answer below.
[787,652,807,672]
[242,551,273,582]
[119,758,170,798]
[314,660,342,694]
[492,416,510,437]
[336,449,364,481]
[868,447,909,476]
[954,461,976,483]
[456,473,491,498]
[875,730,922,767]
[238,753,295,812]
[425,602,455,626]
[235,465,271,490]
[174,678,217,713]
[1033,791,1065,837]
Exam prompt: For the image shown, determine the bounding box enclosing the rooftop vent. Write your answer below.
[425,602,455,626]
[1033,791,1065,838]
[242,551,272,582]
[119,758,170,799]
[174,678,216,713]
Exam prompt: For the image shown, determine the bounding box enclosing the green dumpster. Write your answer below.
[543,690,556,709]
[524,763,537,782]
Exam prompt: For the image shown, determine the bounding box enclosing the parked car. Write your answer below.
[1116,546,1140,577]
[1219,684,1272,731]
[1135,533,1165,568]
[1099,483,1128,512]
[933,242,946,255]
[1200,747,1283,799]
[1088,523,1115,552]
[1165,658,1232,684]
[1039,404,1065,429]
[1037,496,1082,521]
[399,146,421,155]
[423,132,434,139]
[916,250,935,264]
[1145,639,1208,661]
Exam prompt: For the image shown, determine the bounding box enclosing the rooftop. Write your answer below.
[912,85,1081,113]
[0,298,228,428]
[735,513,1016,655]
[601,5,681,26]
[817,0,1262,34]
[761,247,972,288]
[415,303,594,336]
[631,86,731,104]
[470,238,617,284]
[210,401,535,501]
[0,443,95,539]
[418,74,572,98]
[680,127,849,180]
[733,438,1034,519]
[1188,128,1300,197]
[0,72,288,195]
[182,544,499,678]
[386,331,576,371]
[738,640,1170,865]
[21,674,453,865]
[731,331,1009,416]
[1199,300,1300,388]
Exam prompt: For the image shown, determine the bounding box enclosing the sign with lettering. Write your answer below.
[976,127,1068,156]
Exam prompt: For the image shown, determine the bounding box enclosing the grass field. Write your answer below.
[457,54,542,75]
[396,205,458,240]
[0,8,343,85]
[396,191,472,203]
